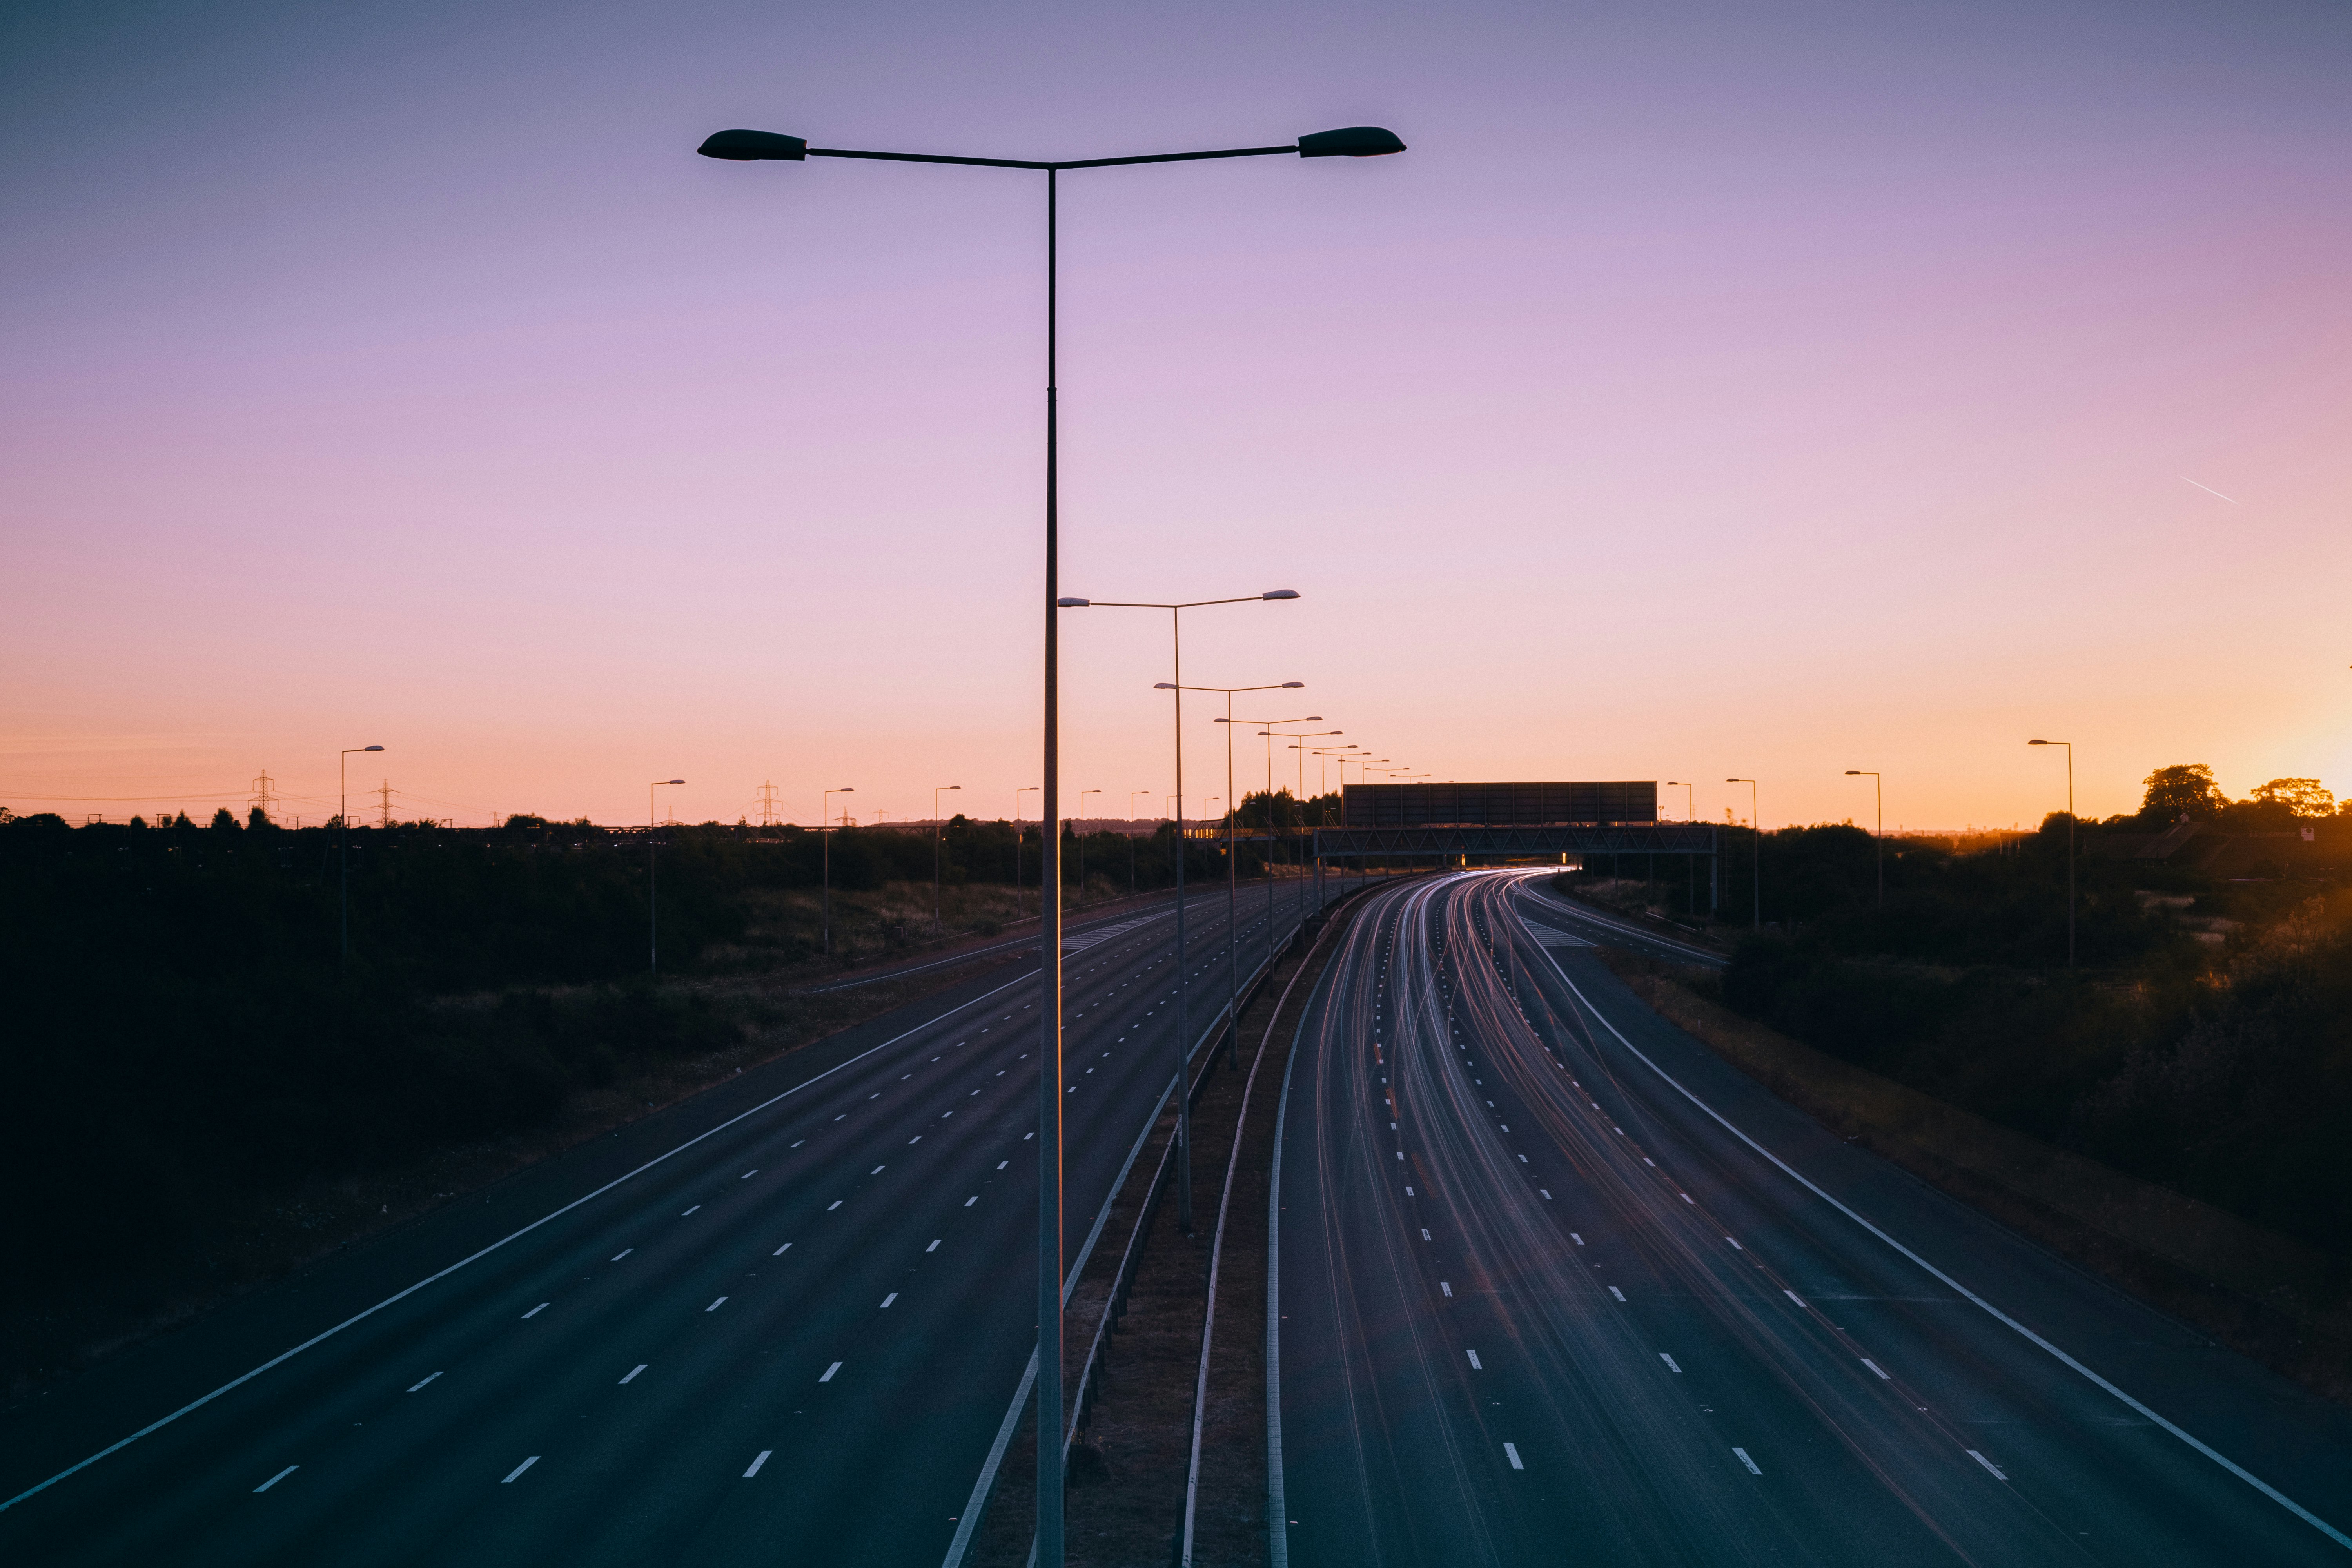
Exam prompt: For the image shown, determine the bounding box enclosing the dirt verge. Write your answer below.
[1596,948,2352,1406]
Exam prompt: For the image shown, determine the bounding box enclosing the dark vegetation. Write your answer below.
[0,806,1250,1358]
[1574,765,2352,1257]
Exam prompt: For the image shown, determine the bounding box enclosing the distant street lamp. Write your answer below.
[1727,778,1760,928]
[2028,740,2075,967]
[822,786,854,956]
[649,779,686,974]
[1844,770,1884,908]
[933,784,962,927]
[1074,789,1103,904]
[1666,780,1696,914]
[1066,589,1300,1229]
[1015,785,1039,895]
[1129,790,1151,893]
[339,744,384,966]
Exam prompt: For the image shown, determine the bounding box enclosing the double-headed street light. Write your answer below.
[1844,770,1884,908]
[649,779,686,974]
[1066,588,1302,1226]
[2028,740,2076,967]
[1727,778,1760,927]
[699,121,1401,1564]
[1219,712,1321,978]
[933,784,962,927]
[821,786,854,956]
[339,744,385,965]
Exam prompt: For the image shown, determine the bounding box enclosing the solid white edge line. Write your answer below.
[938,1350,1036,1568]
[744,1449,771,1478]
[252,1464,296,1493]
[1733,1446,1762,1475]
[1967,1448,2009,1480]
[1,963,1042,1515]
[1529,938,2352,1553]
[819,1361,841,1383]
[502,1455,539,1483]
[1502,1442,1523,1471]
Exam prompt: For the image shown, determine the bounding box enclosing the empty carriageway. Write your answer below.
[1272,869,2352,1567]
[0,875,1367,1568]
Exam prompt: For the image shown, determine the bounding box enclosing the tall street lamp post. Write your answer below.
[1066,590,1301,1230]
[649,779,685,974]
[933,784,962,927]
[2028,740,2076,967]
[821,786,854,957]
[339,744,384,966]
[1844,770,1884,908]
[697,122,1404,1562]
[1728,778,1760,927]
[1266,723,1338,934]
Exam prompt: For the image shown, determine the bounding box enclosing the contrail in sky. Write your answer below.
[2180,475,2239,504]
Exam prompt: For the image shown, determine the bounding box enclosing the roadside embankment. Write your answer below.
[1598,949,2352,1405]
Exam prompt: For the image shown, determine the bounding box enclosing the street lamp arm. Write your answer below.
[703,127,1401,170]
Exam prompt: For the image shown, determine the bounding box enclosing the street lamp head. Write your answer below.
[666,779,684,785]
[1153,682,1177,690]
[1281,681,1305,688]
[1845,769,1862,776]
[1057,597,1091,607]
[2027,739,2049,746]
[1261,589,1301,600]
[838,786,855,792]
[698,129,808,161]
[1297,125,1407,158]
[363,745,384,753]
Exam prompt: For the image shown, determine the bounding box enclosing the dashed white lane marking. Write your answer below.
[1466,1350,1483,1369]
[1516,1154,1528,1163]
[910,1135,924,1143]
[681,1206,701,1217]
[870,1165,885,1175]
[1569,1233,1584,1246]
[791,1140,804,1149]
[965,1196,978,1207]
[996,1160,1009,1170]
[1540,1189,1552,1200]
[1420,1229,1432,1241]
[1967,1450,2009,1480]
[1608,1287,1626,1302]
[773,1242,792,1256]
[1440,1281,1453,1297]
[1726,1237,1742,1250]
[611,1249,633,1261]
[1503,1443,1524,1470]
[1784,1290,1805,1307]
[1659,1354,1683,1374]
[1643,1158,1655,1167]
[741,1170,758,1179]
[1613,1127,1626,1136]
[1863,1358,1890,1379]
[620,1365,646,1383]
[827,1201,843,1211]
[1396,1152,1404,1161]
[1679,1193,1694,1205]
[1405,1186,1414,1196]
[253,1465,297,1493]
[819,1362,842,1383]
[833,1115,845,1122]
[744,1450,771,1478]
[522,1303,547,1319]
[706,1297,727,1312]
[1733,1448,1762,1475]
[407,1372,441,1393]
[502,1456,540,1483]
[927,1239,942,1252]
[880,1293,898,1308]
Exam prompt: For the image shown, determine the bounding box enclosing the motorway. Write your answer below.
[1274,870,2352,1566]
[0,871,1366,1567]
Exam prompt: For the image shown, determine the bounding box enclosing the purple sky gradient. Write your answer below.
[5,0,2350,829]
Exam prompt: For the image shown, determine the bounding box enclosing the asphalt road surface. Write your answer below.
[0,872,1364,1567]
[1274,869,2352,1566]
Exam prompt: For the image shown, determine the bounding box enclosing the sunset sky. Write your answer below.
[5,0,2349,831]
